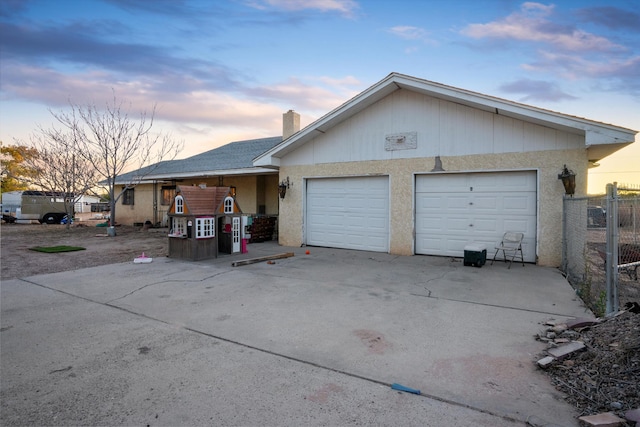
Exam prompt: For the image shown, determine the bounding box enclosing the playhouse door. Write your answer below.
[232,216,241,253]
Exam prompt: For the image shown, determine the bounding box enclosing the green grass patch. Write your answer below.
[29,246,86,253]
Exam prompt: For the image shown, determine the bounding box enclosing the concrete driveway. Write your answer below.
[1,243,590,426]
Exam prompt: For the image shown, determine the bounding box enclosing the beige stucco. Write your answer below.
[277,148,587,267]
[114,174,279,226]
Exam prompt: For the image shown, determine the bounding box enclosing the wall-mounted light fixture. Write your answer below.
[558,165,576,197]
[279,176,290,199]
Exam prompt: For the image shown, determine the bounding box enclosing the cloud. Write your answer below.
[499,79,577,102]
[461,2,622,52]
[388,26,427,41]
[245,76,360,112]
[0,20,242,96]
[575,6,640,31]
[461,2,640,96]
[317,75,361,87]
[0,58,360,145]
[524,52,640,94]
[387,25,438,49]
[245,0,359,17]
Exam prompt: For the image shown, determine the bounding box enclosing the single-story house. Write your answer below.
[254,72,638,267]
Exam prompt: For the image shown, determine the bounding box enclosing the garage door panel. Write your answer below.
[447,237,470,250]
[416,171,536,262]
[417,237,441,252]
[472,195,498,210]
[502,218,535,235]
[473,172,534,192]
[447,217,472,232]
[416,216,443,233]
[503,194,535,211]
[446,196,471,211]
[416,173,468,193]
[416,195,446,213]
[306,177,389,252]
[471,218,499,232]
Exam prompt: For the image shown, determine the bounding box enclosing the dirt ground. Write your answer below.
[1,222,168,280]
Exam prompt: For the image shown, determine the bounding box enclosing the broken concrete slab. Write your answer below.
[536,356,555,369]
[546,340,585,359]
[578,412,625,427]
[566,317,600,330]
[625,408,640,423]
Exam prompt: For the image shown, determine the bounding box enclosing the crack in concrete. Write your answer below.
[106,269,234,303]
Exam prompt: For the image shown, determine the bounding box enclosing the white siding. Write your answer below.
[282,89,583,166]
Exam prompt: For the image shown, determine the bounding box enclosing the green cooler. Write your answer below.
[464,244,487,267]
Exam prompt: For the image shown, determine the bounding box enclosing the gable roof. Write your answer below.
[254,72,637,167]
[114,136,282,185]
[171,185,238,216]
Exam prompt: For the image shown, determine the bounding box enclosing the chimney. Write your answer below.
[282,110,300,140]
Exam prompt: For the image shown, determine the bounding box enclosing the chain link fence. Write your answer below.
[562,183,640,316]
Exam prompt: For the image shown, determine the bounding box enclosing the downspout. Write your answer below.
[153,180,158,226]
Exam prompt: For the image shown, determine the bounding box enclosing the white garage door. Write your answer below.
[306,176,389,252]
[415,171,536,262]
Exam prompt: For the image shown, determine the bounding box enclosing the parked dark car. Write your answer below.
[587,206,606,228]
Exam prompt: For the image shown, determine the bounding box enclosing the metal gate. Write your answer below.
[562,182,640,316]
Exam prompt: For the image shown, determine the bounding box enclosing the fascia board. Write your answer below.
[394,73,637,145]
[113,167,278,185]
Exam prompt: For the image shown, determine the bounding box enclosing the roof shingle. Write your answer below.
[114,136,282,183]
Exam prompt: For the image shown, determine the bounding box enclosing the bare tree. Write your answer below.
[17,126,98,229]
[53,94,183,234]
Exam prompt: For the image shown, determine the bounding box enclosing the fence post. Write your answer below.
[562,195,567,274]
[605,183,619,315]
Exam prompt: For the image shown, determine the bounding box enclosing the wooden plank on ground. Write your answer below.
[231,252,295,267]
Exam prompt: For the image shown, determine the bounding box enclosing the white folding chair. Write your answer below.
[491,232,524,269]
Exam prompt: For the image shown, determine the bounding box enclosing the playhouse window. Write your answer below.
[196,217,215,239]
[175,195,184,214]
[224,196,234,214]
[170,217,187,237]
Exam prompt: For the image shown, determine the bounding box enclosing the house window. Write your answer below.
[175,195,184,214]
[170,217,187,237]
[161,186,176,205]
[196,217,215,239]
[122,188,134,205]
[224,196,234,214]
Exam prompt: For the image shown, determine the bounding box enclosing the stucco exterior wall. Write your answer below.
[277,148,587,267]
[115,184,155,225]
[114,174,279,226]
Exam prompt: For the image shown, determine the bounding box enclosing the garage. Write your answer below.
[415,171,537,262]
[305,176,389,252]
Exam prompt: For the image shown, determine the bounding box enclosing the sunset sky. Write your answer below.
[1,0,638,194]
